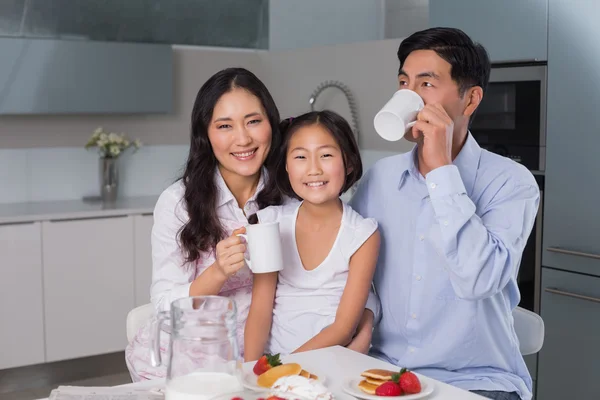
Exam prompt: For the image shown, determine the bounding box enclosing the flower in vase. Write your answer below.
[85,127,142,159]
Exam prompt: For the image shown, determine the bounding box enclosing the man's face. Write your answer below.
[398,49,470,124]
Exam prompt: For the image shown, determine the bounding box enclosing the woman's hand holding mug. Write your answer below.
[214,227,247,279]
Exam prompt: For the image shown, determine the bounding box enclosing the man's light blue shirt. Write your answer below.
[353,134,539,400]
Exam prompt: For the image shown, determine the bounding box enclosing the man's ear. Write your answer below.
[463,86,484,118]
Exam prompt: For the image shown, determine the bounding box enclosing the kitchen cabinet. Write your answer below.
[0,222,45,369]
[134,214,154,306]
[537,267,600,399]
[42,216,135,362]
[429,0,548,62]
[542,0,600,277]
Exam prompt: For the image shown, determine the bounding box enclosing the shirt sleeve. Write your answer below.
[149,188,196,313]
[425,165,540,301]
[349,171,382,324]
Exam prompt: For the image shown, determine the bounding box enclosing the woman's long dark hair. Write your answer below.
[179,68,282,263]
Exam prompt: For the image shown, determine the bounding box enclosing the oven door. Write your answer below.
[470,64,547,172]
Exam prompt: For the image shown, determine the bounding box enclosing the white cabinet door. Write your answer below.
[429,0,548,62]
[42,216,135,362]
[0,222,45,369]
[134,214,154,307]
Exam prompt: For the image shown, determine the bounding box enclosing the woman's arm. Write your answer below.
[244,272,278,362]
[151,189,247,312]
[189,227,247,296]
[293,229,380,353]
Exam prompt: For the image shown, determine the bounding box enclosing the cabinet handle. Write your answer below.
[546,247,600,260]
[545,288,600,304]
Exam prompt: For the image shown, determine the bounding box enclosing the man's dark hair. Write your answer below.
[397,27,491,97]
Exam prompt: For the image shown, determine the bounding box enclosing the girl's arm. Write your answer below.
[293,229,380,353]
[346,309,374,353]
[244,271,278,362]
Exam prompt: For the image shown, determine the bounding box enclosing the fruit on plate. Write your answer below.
[358,368,421,396]
[398,368,421,394]
[257,363,303,388]
[253,354,282,376]
[374,373,402,397]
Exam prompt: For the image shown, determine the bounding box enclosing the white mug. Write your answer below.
[237,222,284,274]
[373,89,425,142]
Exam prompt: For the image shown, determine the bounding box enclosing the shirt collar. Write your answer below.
[397,132,481,197]
[215,167,267,208]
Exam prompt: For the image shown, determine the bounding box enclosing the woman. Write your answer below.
[125,67,283,381]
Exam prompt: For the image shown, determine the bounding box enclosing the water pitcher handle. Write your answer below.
[150,311,168,367]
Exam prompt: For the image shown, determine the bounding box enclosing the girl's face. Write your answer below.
[208,88,272,180]
[286,123,347,205]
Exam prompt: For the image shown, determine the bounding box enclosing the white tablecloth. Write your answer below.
[39,345,486,400]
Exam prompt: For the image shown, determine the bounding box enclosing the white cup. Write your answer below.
[373,89,425,142]
[236,222,284,274]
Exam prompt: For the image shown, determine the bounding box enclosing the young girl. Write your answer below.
[244,110,380,360]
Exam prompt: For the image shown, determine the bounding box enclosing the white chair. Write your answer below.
[126,303,155,342]
[512,306,545,355]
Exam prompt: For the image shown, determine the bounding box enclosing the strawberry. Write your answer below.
[266,397,285,400]
[375,373,402,396]
[399,368,421,394]
[252,353,282,375]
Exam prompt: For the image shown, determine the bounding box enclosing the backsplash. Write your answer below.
[0,147,402,204]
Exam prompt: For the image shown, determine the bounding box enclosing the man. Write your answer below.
[353,28,539,400]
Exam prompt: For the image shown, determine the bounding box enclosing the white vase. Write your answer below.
[100,157,119,202]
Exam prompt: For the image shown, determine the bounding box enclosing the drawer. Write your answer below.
[537,268,600,400]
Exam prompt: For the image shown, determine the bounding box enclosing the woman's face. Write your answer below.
[285,124,347,205]
[208,88,272,180]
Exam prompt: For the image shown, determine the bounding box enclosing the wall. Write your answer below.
[264,38,414,153]
[385,0,429,39]
[0,46,263,203]
[268,0,384,51]
[0,38,413,204]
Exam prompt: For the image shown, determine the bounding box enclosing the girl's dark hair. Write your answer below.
[179,67,282,263]
[272,110,363,200]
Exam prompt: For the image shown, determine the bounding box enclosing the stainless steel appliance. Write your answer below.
[470,62,547,313]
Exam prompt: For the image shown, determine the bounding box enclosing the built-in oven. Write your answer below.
[470,62,547,314]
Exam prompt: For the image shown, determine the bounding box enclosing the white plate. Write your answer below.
[342,377,434,400]
[242,367,327,392]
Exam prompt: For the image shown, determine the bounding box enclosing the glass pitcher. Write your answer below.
[151,296,244,400]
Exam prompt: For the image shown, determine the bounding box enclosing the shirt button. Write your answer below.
[430,182,437,189]
[415,275,422,281]
[419,234,425,241]
[409,347,415,353]
[443,220,449,226]
[411,313,417,319]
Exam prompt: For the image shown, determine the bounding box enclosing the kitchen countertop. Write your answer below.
[0,196,158,224]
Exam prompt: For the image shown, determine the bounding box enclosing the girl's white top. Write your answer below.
[257,200,377,355]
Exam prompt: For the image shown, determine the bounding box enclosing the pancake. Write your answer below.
[257,363,302,388]
[360,369,396,381]
[358,380,379,395]
[365,376,387,386]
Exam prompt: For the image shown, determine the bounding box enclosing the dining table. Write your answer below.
[39,345,486,400]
